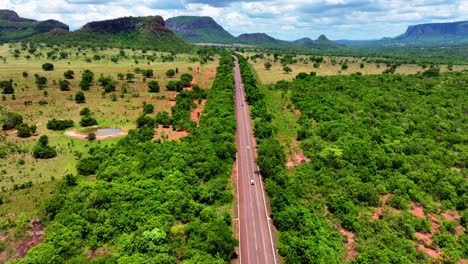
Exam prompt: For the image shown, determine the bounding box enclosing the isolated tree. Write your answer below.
[59,80,70,91]
[80,115,98,127]
[264,61,272,70]
[143,103,155,115]
[64,70,74,79]
[126,73,135,82]
[148,80,160,93]
[0,80,14,94]
[86,133,96,141]
[33,135,57,159]
[180,73,193,87]
[75,91,85,103]
[22,71,28,78]
[16,123,33,138]
[79,107,90,116]
[117,73,124,80]
[283,65,292,74]
[42,63,54,71]
[143,69,154,78]
[104,83,116,93]
[80,69,94,90]
[341,63,348,70]
[35,76,47,89]
[166,69,175,78]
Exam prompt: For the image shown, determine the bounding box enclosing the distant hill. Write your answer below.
[0,9,69,42]
[166,16,237,43]
[237,33,293,48]
[293,35,345,50]
[27,16,191,51]
[391,20,468,45]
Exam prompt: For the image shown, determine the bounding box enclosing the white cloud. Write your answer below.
[3,0,465,40]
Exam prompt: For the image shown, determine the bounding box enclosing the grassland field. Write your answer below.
[0,43,218,226]
[240,51,468,84]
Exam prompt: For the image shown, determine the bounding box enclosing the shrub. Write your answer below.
[166,69,175,77]
[33,135,57,159]
[80,115,97,127]
[86,133,96,141]
[79,108,90,116]
[180,73,193,87]
[148,80,160,93]
[0,80,14,94]
[35,76,47,89]
[47,119,74,131]
[42,63,54,71]
[64,70,74,79]
[75,91,85,103]
[16,123,33,138]
[2,112,23,130]
[166,80,184,92]
[143,103,154,115]
[59,80,70,91]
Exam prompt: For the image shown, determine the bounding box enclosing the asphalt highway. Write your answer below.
[233,56,277,264]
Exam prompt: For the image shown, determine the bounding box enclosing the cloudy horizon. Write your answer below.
[3,0,467,41]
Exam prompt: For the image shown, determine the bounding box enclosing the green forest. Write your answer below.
[10,52,238,263]
[237,53,467,263]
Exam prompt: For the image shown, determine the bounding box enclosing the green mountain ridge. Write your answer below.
[293,35,345,50]
[0,9,69,43]
[26,16,191,52]
[237,33,293,48]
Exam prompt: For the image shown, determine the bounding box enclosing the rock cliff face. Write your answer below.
[82,16,169,33]
[401,21,468,37]
[0,9,35,22]
[166,16,236,43]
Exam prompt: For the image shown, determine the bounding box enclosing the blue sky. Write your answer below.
[3,0,467,40]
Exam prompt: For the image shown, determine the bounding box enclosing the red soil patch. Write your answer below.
[153,125,189,141]
[11,219,44,260]
[409,203,425,219]
[294,109,301,117]
[338,226,357,261]
[408,203,443,259]
[416,244,441,259]
[443,211,461,221]
[168,101,176,107]
[87,247,111,260]
[371,193,395,221]
[286,141,310,168]
[191,99,207,124]
[458,259,468,264]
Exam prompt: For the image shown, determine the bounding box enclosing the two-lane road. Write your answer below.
[233,56,277,264]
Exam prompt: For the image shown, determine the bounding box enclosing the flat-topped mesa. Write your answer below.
[82,16,170,33]
[0,9,35,22]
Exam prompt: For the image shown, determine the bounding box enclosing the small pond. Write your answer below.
[80,128,124,136]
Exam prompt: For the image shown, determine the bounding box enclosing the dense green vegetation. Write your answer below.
[14,52,237,263]
[25,20,191,52]
[257,67,467,262]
